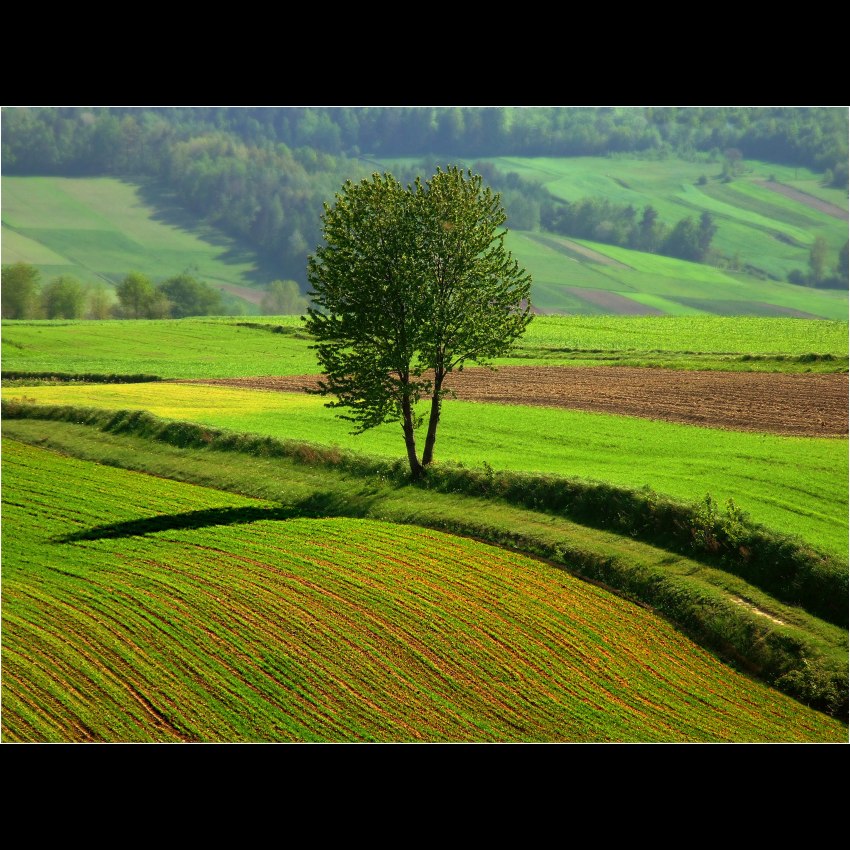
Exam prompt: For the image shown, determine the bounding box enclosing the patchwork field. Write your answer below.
[1,176,267,311]
[3,314,847,741]
[6,380,847,557]
[3,438,845,743]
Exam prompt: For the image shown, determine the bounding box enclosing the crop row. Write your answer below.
[3,439,845,742]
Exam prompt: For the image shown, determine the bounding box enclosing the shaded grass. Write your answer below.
[1,175,265,296]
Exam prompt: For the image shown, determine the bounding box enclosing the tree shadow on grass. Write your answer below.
[55,491,381,543]
[127,178,290,285]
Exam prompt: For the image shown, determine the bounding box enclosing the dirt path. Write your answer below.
[177,366,849,437]
[756,180,848,220]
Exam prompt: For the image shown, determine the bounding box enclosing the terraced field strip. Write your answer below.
[6,382,846,556]
[192,366,849,437]
[3,439,845,742]
[756,180,849,220]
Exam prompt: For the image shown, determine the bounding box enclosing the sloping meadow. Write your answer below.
[3,438,846,743]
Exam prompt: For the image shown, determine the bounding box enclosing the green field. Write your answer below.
[3,437,845,742]
[1,176,267,312]
[505,234,849,320]
[3,315,847,377]
[378,155,848,317]
[1,318,320,378]
[3,313,848,739]
[488,156,848,273]
[6,381,846,557]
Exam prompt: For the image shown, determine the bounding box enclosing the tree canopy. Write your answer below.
[304,167,532,478]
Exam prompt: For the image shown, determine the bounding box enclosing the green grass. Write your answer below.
[3,316,847,377]
[1,176,268,310]
[6,381,846,557]
[1,318,320,378]
[519,315,848,354]
[3,435,846,742]
[500,230,848,319]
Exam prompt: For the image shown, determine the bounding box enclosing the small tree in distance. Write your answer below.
[261,279,307,315]
[304,167,533,479]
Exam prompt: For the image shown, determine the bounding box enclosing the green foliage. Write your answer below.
[260,280,307,315]
[305,167,532,476]
[116,272,156,318]
[1,262,42,319]
[87,284,113,320]
[41,275,85,319]
[157,272,222,318]
[809,236,830,283]
[540,196,719,263]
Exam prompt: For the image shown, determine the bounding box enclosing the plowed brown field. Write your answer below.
[179,367,849,437]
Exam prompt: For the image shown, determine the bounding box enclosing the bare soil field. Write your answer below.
[180,366,849,437]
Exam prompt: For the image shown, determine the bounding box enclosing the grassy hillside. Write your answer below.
[380,155,848,318]
[506,233,848,319]
[3,437,845,742]
[5,157,848,319]
[489,156,848,275]
[1,176,269,312]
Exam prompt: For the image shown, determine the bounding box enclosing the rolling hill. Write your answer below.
[4,154,848,319]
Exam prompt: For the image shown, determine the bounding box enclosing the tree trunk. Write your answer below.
[421,371,445,467]
[401,391,424,479]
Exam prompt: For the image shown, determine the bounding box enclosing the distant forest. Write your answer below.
[3,106,847,283]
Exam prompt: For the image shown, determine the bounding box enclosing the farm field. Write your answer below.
[3,313,848,741]
[2,316,848,377]
[485,156,848,274]
[4,110,848,743]
[3,437,846,743]
[5,380,847,557]
[378,155,849,317]
[198,366,848,438]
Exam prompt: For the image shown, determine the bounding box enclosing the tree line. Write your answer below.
[2,108,845,288]
[4,107,845,185]
[1,264,204,320]
[788,238,849,289]
[1,264,308,320]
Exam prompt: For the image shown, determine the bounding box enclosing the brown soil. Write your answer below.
[755,180,849,220]
[177,366,849,437]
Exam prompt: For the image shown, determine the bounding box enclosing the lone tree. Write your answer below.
[304,166,533,478]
